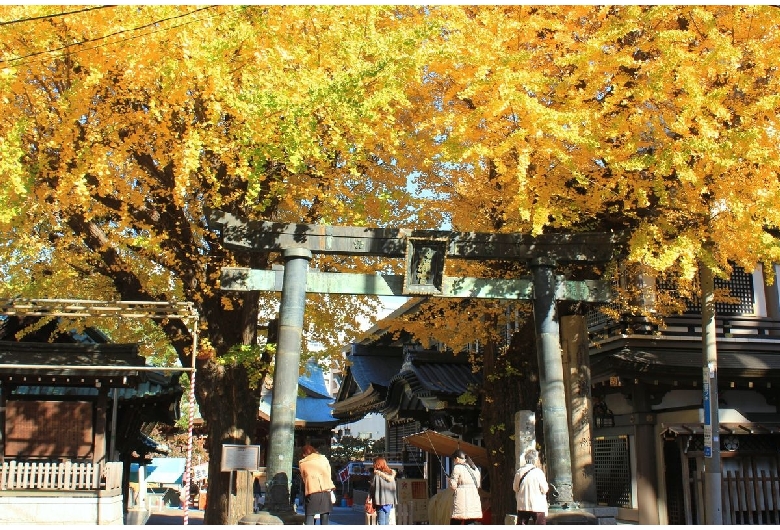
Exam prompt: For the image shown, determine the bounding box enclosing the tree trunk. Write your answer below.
[480,317,540,524]
[192,289,264,525]
[198,361,259,525]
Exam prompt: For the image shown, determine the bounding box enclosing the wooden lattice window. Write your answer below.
[594,435,632,507]
[657,265,755,316]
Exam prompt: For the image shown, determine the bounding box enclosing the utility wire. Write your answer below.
[0,5,238,66]
[0,5,114,27]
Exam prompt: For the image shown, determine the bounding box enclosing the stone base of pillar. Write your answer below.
[547,505,618,525]
[238,509,305,525]
[238,511,284,525]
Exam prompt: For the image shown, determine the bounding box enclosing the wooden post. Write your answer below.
[632,386,660,524]
[94,384,108,465]
[561,315,596,505]
[0,384,7,463]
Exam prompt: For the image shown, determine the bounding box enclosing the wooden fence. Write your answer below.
[0,460,122,494]
[693,468,780,524]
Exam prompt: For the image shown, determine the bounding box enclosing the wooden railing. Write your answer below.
[0,460,122,494]
[590,314,780,341]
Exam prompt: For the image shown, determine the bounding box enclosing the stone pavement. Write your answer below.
[129,504,368,525]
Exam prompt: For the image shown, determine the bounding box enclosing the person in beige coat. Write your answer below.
[448,449,483,524]
[513,449,549,525]
[298,445,336,525]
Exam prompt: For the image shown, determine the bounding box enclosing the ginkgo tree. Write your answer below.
[385,5,780,520]
[0,5,436,524]
[2,4,780,525]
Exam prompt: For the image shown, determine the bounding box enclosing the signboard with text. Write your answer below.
[220,444,262,472]
[703,368,712,458]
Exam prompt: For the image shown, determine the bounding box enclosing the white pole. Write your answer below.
[138,464,147,508]
[183,321,199,525]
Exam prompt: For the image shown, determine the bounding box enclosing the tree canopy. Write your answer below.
[2,5,780,523]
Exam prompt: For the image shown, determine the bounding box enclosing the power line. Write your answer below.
[0,5,236,66]
[0,5,114,27]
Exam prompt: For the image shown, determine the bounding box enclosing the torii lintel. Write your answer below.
[206,209,618,263]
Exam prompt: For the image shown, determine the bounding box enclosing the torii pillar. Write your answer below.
[264,248,311,513]
[531,257,573,504]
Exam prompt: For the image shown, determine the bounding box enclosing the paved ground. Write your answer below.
[132,504,367,525]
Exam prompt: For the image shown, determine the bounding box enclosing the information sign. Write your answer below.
[703,368,712,458]
[221,444,262,471]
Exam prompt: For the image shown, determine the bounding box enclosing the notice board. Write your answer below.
[221,444,262,471]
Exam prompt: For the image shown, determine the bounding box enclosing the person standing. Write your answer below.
[298,445,336,525]
[513,449,549,525]
[448,449,483,525]
[253,476,263,513]
[369,457,398,525]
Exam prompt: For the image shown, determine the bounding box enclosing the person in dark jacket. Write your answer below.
[253,476,263,513]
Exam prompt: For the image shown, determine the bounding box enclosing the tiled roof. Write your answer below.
[402,360,480,396]
[331,383,385,422]
[334,300,482,421]
[349,352,403,391]
[258,358,338,427]
[258,390,337,427]
[334,352,482,420]
[298,359,332,399]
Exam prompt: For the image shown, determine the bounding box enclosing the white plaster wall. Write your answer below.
[652,388,776,413]
[753,265,768,316]
[720,389,775,412]
[604,392,634,414]
[0,495,123,525]
[651,389,700,411]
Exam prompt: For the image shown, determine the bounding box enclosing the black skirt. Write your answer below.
[304,490,332,515]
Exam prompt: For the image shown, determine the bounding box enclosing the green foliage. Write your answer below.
[457,384,479,406]
[489,423,506,435]
[216,343,269,390]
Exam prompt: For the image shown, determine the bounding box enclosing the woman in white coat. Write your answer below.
[448,449,483,524]
[513,449,549,525]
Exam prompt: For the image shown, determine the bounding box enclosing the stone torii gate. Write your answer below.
[207,210,617,515]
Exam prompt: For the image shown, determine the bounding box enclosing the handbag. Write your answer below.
[365,496,376,514]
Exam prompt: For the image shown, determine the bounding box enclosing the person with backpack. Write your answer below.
[513,448,549,525]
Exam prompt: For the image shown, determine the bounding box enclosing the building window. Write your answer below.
[594,435,632,507]
[657,265,755,315]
